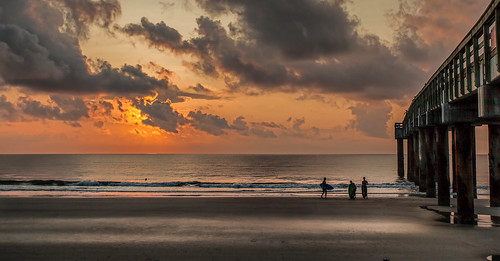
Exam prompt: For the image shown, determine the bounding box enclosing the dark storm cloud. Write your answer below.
[135,98,185,133]
[187,110,230,136]
[187,111,278,137]
[294,37,424,100]
[119,17,191,52]
[0,94,90,123]
[192,0,426,97]
[122,16,294,87]
[189,83,211,93]
[121,0,425,100]
[0,95,21,121]
[179,83,220,100]
[0,0,180,98]
[191,16,292,87]
[251,121,285,130]
[185,111,324,139]
[17,95,89,122]
[196,0,357,59]
[231,116,249,136]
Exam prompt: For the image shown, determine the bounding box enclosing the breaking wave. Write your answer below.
[0,179,422,189]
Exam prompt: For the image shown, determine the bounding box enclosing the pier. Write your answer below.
[396,0,500,224]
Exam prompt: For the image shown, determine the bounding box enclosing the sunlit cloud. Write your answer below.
[0,0,492,153]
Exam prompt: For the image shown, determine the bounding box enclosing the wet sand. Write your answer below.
[0,197,499,260]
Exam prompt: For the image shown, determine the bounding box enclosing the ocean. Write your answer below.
[0,154,491,197]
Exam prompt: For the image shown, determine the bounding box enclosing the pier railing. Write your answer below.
[402,0,500,137]
[397,0,500,224]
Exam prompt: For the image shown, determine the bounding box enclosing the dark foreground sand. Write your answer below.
[0,197,499,261]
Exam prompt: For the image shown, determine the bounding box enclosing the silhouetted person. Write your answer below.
[362,177,368,199]
[321,177,327,199]
[348,180,356,199]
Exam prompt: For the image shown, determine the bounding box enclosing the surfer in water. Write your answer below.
[348,180,356,199]
[361,177,368,199]
[321,177,328,199]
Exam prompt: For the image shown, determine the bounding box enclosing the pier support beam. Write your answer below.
[424,127,436,197]
[454,124,475,224]
[413,132,420,186]
[418,128,427,192]
[407,135,414,182]
[473,130,477,199]
[436,126,450,206]
[397,138,404,178]
[452,128,457,193]
[489,124,500,207]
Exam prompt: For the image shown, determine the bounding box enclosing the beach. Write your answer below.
[0,197,499,260]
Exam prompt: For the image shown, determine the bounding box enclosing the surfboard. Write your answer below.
[319,184,333,190]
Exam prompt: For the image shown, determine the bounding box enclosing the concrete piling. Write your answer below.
[397,138,404,178]
[436,126,450,206]
[418,128,427,192]
[452,129,457,193]
[454,124,475,224]
[424,127,436,197]
[407,135,414,182]
[413,132,420,187]
[489,124,500,207]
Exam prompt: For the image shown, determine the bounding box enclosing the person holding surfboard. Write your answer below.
[348,180,356,199]
[321,177,328,199]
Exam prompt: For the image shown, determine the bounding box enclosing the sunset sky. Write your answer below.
[0,0,491,154]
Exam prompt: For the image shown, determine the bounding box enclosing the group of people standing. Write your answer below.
[321,177,368,199]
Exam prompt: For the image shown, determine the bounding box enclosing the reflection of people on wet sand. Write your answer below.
[348,181,356,199]
[321,177,327,199]
[362,177,368,199]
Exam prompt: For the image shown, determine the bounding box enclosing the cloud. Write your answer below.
[121,1,426,101]
[187,110,230,136]
[182,83,220,100]
[280,117,318,139]
[54,0,121,39]
[135,98,185,133]
[17,95,89,122]
[185,111,327,140]
[0,0,182,100]
[226,116,279,138]
[94,120,104,128]
[67,121,82,128]
[292,117,305,131]
[388,0,489,71]
[0,94,91,125]
[195,0,358,59]
[252,121,284,129]
[348,102,392,138]
[189,83,212,93]
[250,128,277,138]
[0,95,21,121]
[159,2,175,12]
[231,116,249,136]
[118,17,191,52]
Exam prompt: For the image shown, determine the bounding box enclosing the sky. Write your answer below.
[0,0,491,154]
